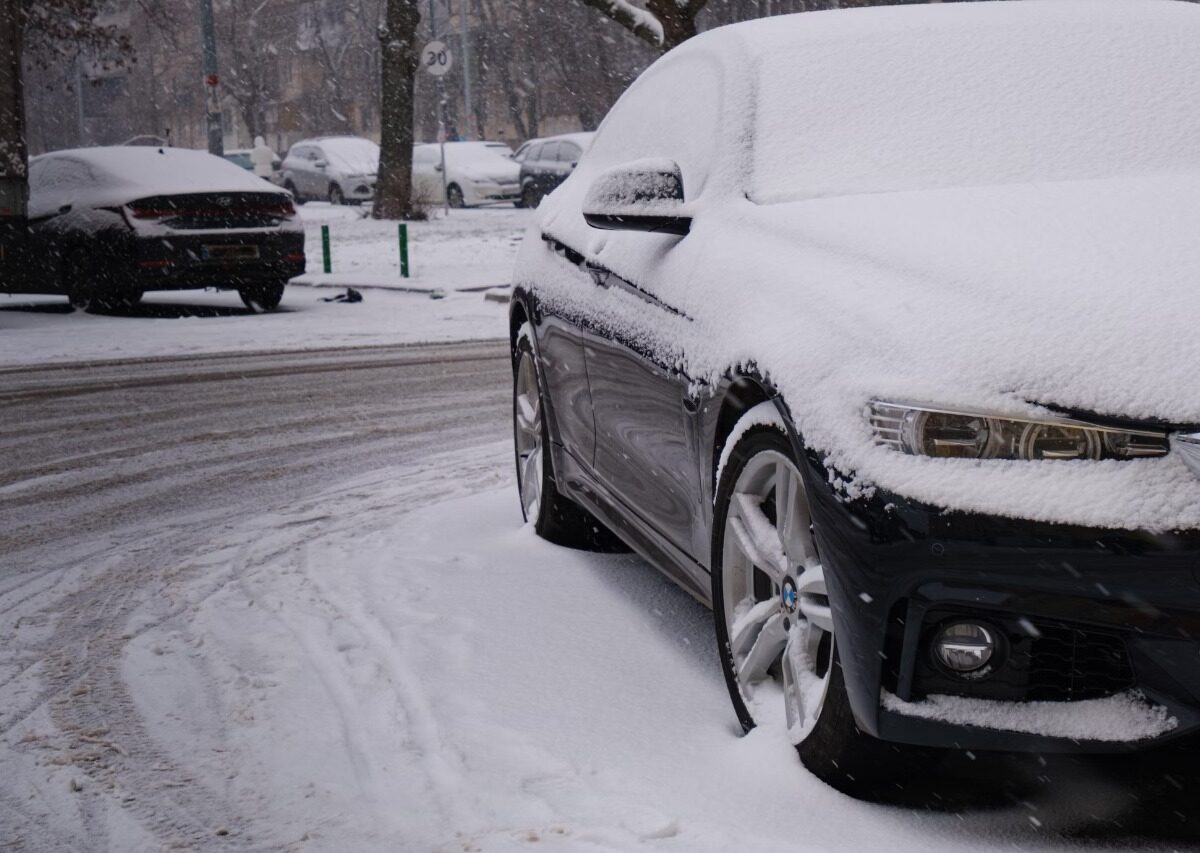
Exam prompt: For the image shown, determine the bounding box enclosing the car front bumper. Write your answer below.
[803,449,1200,752]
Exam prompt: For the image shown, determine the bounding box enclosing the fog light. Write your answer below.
[933,622,995,674]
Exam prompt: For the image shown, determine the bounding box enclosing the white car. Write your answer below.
[412,142,521,207]
[280,136,379,205]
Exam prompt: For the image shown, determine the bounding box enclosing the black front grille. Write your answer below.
[1023,623,1134,701]
[911,612,1136,703]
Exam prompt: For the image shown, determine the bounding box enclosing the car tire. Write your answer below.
[238,280,286,313]
[447,184,465,209]
[521,185,541,209]
[284,180,304,204]
[512,330,621,550]
[329,184,345,205]
[712,423,934,802]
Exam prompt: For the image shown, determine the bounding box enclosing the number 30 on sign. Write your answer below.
[422,41,453,77]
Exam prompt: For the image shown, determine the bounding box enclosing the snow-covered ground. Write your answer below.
[0,205,528,366]
[8,439,1181,851]
[2,196,1193,850]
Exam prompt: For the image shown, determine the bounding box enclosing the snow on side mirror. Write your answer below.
[583,159,691,236]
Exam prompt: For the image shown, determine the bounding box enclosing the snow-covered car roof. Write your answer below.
[28,146,284,218]
[534,132,594,151]
[299,136,379,175]
[526,0,1200,532]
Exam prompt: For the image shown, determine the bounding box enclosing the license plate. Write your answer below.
[203,244,260,261]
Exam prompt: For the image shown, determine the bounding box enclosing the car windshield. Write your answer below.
[319,138,380,175]
[751,13,1200,203]
[224,153,253,170]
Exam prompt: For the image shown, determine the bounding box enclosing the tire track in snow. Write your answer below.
[0,342,512,850]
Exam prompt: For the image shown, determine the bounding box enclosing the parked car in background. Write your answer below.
[280,136,379,205]
[19,146,304,312]
[224,146,281,178]
[514,132,593,208]
[510,1,1200,801]
[412,141,520,207]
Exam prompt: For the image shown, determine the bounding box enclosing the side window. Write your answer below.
[527,143,545,163]
[513,143,530,162]
[585,52,724,196]
[541,142,561,163]
[558,143,581,164]
[29,157,91,193]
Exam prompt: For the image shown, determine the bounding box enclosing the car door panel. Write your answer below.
[579,264,708,564]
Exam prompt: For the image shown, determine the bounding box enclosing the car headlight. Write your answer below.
[868,401,1169,461]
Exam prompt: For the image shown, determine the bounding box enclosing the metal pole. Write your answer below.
[460,0,471,139]
[321,224,331,273]
[75,57,87,147]
[438,79,449,215]
[199,0,224,155]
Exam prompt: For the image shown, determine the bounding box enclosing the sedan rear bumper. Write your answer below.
[130,230,305,291]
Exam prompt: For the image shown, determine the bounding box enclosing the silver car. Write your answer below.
[280,136,379,205]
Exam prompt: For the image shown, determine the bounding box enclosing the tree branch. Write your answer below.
[575,0,663,49]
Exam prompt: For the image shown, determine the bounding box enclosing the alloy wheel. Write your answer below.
[721,449,835,741]
[514,349,543,521]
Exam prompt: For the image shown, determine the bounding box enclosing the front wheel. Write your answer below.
[239,280,286,312]
[447,184,465,209]
[521,185,541,209]
[284,180,304,204]
[329,184,345,205]
[712,420,931,800]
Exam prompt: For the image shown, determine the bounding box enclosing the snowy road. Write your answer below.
[0,343,1194,851]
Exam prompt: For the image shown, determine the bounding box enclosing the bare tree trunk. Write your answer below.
[373,0,420,220]
[0,0,27,218]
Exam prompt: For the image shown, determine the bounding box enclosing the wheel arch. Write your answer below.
[508,292,532,364]
[710,373,785,491]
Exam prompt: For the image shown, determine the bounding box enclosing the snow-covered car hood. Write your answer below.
[527,169,1200,531]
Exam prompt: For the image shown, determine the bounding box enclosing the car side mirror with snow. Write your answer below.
[582,159,691,236]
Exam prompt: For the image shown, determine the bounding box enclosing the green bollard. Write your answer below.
[321,224,331,274]
[398,223,410,278]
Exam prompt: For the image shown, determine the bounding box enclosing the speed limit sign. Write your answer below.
[422,41,453,77]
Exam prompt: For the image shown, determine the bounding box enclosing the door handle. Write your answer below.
[585,263,609,287]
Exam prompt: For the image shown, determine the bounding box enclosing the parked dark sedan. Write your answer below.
[514,132,593,209]
[20,146,305,312]
[509,1,1200,801]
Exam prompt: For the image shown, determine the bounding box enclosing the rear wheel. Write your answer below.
[521,184,540,209]
[712,422,931,801]
[238,280,286,312]
[513,331,619,549]
[447,183,465,209]
[329,184,345,205]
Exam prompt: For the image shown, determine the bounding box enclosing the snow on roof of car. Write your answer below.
[310,136,380,175]
[726,0,1200,202]
[28,146,282,217]
[527,0,1200,532]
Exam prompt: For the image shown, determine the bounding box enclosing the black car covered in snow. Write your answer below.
[509,1,1200,801]
[18,146,305,312]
